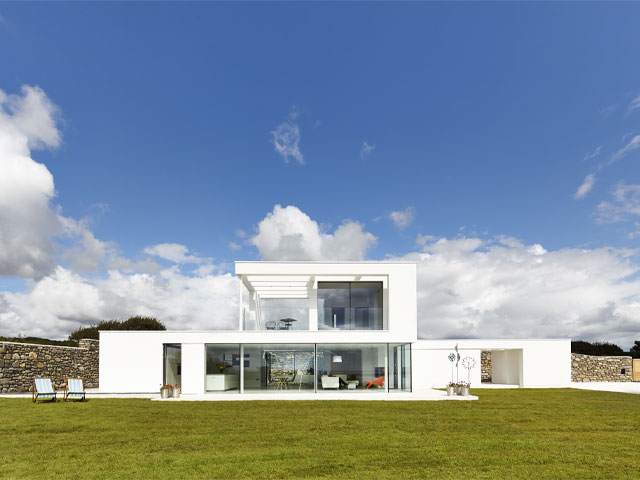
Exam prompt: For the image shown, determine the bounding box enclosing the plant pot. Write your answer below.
[462,386,470,396]
[161,389,171,399]
[172,388,180,398]
[446,385,455,396]
[456,385,462,395]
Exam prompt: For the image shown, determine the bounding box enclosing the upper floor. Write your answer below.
[236,261,417,341]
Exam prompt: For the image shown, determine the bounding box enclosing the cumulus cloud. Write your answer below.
[597,182,640,223]
[271,108,303,164]
[0,85,64,279]
[389,207,415,228]
[360,141,375,158]
[395,235,640,349]
[573,173,596,200]
[251,205,377,261]
[143,243,208,264]
[0,266,239,338]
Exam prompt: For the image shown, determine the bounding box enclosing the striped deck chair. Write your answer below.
[32,378,57,403]
[64,378,86,402]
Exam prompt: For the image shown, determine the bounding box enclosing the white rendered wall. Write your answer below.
[412,339,570,389]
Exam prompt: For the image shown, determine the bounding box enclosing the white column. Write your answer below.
[181,343,205,395]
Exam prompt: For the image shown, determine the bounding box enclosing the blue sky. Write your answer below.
[1,3,640,345]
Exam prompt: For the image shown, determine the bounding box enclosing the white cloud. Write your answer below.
[0,85,64,279]
[389,207,415,228]
[573,173,596,200]
[583,146,601,162]
[597,182,640,223]
[143,243,208,264]
[228,241,242,251]
[360,141,375,158]
[0,266,239,339]
[610,134,640,164]
[394,236,640,349]
[271,108,303,164]
[628,94,640,115]
[251,205,377,261]
[235,229,247,239]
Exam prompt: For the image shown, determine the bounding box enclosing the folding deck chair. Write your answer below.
[32,378,57,403]
[64,378,86,402]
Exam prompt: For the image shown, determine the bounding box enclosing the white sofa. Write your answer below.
[321,375,340,389]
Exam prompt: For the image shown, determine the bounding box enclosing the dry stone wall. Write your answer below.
[0,339,99,393]
[481,351,492,382]
[571,353,633,382]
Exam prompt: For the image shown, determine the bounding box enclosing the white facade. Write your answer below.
[99,261,571,395]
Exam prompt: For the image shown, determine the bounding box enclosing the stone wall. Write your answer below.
[571,353,633,382]
[0,339,99,393]
[481,351,492,382]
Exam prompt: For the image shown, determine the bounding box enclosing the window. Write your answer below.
[317,282,383,330]
[205,344,240,392]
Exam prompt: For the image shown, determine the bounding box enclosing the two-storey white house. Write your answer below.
[99,261,570,395]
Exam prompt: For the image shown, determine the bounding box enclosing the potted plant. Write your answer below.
[160,384,173,399]
[446,382,456,396]
[172,384,180,398]
[461,382,470,396]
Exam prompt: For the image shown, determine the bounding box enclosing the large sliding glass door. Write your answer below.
[316,344,387,392]
[389,343,412,392]
[317,282,383,330]
[243,344,314,392]
[163,344,181,387]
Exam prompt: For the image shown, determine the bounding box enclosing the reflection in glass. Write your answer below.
[389,343,412,392]
[316,344,387,392]
[206,344,240,392]
[243,344,314,392]
[317,282,383,330]
[163,344,181,386]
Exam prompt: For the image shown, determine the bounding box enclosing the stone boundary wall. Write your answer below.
[0,339,99,393]
[571,353,633,382]
[481,351,492,382]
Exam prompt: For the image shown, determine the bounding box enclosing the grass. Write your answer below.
[1,389,639,479]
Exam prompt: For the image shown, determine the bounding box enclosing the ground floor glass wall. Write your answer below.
[205,344,240,392]
[198,343,411,394]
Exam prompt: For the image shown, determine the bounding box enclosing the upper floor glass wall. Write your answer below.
[317,282,383,330]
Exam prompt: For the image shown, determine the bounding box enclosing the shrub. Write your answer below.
[571,340,624,356]
[68,317,166,342]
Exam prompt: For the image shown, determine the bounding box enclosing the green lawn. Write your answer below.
[1,389,639,479]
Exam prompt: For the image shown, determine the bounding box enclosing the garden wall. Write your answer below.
[0,339,99,393]
[481,351,492,382]
[571,353,633,382]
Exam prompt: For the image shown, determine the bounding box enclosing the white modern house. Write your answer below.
[99,261,571,396]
